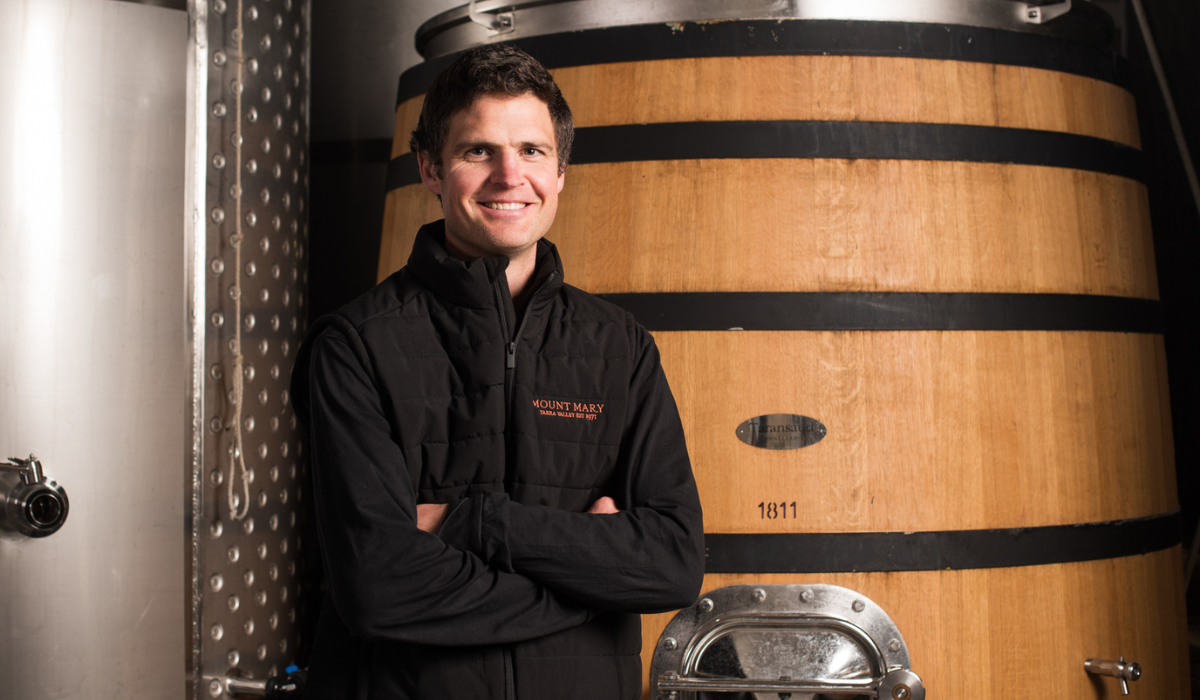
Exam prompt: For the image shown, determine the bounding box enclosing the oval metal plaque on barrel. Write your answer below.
[735,414,827,450]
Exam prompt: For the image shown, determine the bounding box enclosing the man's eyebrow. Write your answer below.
[449,139,498,153]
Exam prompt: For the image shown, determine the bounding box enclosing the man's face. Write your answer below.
[418,93,565,262]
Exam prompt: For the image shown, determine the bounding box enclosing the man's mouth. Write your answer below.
[483,202,528,210]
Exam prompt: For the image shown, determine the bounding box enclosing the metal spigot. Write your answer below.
[0,454,69,537]
[1085,656,1141,695]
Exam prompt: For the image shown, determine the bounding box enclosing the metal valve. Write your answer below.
[0,454,69,538]
[1085,656,1141,695]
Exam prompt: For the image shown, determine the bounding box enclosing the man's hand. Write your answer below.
[587,497,619,515]
[417,503,450,533]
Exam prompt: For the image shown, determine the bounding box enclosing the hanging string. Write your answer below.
[227,0,250,521]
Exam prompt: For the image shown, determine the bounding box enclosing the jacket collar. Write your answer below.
[407,220,564,311]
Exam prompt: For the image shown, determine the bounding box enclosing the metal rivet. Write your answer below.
[211,312,225,328]
[210,520,223,538]
[852,600,866,613]
[243,363,255,381]
[258,388,269,405]
[209,573,224,591]
[260,236,270,253]
[284,42,292,59]
[698,598,713,612]
[293,22,300,38]
[209,469,224,486]
[213,0,226,13]
[210,257,226,274]
[243,618,255,635]
[212,153,226,169]
[261,137,271,153]
[281,340,290,356]
[258,492,269,508]
[280,587,289,603]
[210,623,224,641]
[227,650,240,667]
[243,569,255,586]
[273,64,283,81]
[256,643,268,661]
[257,442,269,459]
[268,563,279,579]
[272,162,282,177]
[258,335,269,352]
[256,543,268,561]
[280,488,289,505]
[893,685,910,700]
[752,588,766,602]
[662,637,677,650]
[211,207,226,223]
[269,416,279,432]
[245,158,257,174]
[245,261,256,277]
[227,594,240,611]
[800,589,814,602]
[227,545,240,563]
[245,211,257,227]
[256,590,268,606]
[247,5,258,21]
[228,183,241,199]
[279,638,288,653]
[212,50,227,66]
[241,515,254,534]
[269,514,279,531]
[209,416,223,433]
[259,188,270,204]
[269,612,278,630]
[208,679,223,697]
[293,72,300,88]
[269,314,280,330]
[228,285,240,301]
[280,442,289,458]
[260,34,272,52]
[271,215,281,231]
[212,102,227,118]
[244,313,256,331]
[247,106,258,123]
[229,28,241,42]
[888,639,902,652]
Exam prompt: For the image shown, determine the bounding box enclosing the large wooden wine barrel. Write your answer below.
[381,3,1189,698]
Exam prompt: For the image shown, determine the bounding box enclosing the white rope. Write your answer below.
[227,0,250,521]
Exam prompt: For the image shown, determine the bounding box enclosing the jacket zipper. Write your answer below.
[504,647,515,700]
[493,270,555,700]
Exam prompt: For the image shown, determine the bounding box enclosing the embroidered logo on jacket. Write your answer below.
[532,398,605,421]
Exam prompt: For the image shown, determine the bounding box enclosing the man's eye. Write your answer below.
[467,148,486,157]
[523,148,540,156]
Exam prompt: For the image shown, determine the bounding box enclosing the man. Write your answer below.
[292,43,704,699]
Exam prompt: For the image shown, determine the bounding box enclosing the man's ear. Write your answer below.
[416,152,442,197]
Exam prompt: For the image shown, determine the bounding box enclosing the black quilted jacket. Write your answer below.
[291,221,705,699]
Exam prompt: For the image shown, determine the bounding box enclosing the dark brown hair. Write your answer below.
[409,43,573,175]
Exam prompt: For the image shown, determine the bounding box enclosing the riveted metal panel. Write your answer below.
[190,0,311,696]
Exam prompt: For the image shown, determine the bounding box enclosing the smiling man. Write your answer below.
[292,44,704,699]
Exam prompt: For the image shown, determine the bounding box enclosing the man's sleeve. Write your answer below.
[305,318,591,646]
[439,319,706,613]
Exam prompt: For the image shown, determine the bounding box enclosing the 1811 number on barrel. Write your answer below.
[758,501,797,519]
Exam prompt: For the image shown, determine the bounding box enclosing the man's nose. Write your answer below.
[489,150,523,187]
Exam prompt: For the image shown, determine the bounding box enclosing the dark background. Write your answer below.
[304,0,1199,684]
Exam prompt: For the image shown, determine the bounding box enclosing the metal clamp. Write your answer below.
[467,0,515,35]
[1085,657,1141,695]
[1023,0,1072,24]
[0,454,69,538]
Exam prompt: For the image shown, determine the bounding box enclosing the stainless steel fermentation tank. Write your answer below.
[0,0,311,698]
